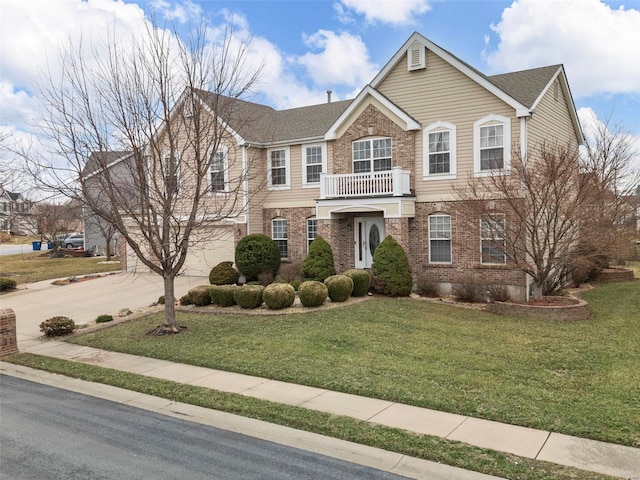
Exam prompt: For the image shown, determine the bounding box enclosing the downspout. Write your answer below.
[521,115,530,301]
[242,144,249,234]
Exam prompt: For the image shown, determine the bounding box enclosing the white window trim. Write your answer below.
[480,214,506,265]
[428,214,452,264]
[271,218,288,259]
[352,137,393,174]
[267,146,291,190]
[302,143,327,188]
[423,121,457,181]
[473,114,511,176]
[306,217,317,252]
[208,146,228,194]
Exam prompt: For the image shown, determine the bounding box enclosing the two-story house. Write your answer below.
[114,32,582,300]
[0,185,33,235]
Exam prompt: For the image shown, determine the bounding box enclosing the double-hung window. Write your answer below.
[307,217,317,250]
[272,218,288,259]
[209,150,226,192]
[473,115,511,175]
[423,122,456,180]
[268,147,290,189]
[353,138,392,173]
[162,151,179,195]
[429,214,451,263]
[304,145,324,185]
[480,215,506,264]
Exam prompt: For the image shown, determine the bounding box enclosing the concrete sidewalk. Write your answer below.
[2,272,639,479]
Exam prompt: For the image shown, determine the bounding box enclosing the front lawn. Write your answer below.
[0,252,120,284]
[69,281,640,448]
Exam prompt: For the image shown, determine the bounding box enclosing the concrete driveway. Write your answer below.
[0,272,207,347]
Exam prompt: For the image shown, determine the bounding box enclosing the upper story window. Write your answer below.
[209,149,227,193]
[353,138,392,174]
[307,217,318,250]
[162,151,180,195]
[428,214,452,263]
[480,215,506,265]
[268,147,290,190]
[423,122,456,180]
[272,218,288,259]
[473,115,511,176]
[303,144,325,186]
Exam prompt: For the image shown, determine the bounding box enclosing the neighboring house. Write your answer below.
[96,32,584,299]
[0,185,33,235]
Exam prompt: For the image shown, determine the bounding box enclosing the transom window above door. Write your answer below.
[352,138,392,174]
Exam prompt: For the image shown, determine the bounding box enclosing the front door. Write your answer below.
[354,217,385,269]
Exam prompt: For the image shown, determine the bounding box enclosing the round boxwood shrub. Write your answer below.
[324,275,353,302]
[95,314,113,323]
[0,278,17,291]
[343,269,371,297]
[157,295,165,305]
[233,285,264,309]
[300,236,336,282]
[209,261,239,285]
[298,280,328,307]
[179,294,192,306]
[371,235,412,296]
[263,283,295,310]
[39,316,75,337]
[210,285,237,307]
[188,286,212,306]
[235,234,281,281]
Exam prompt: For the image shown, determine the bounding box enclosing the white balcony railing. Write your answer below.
[319,167,411,199]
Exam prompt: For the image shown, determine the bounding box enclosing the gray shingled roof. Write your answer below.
[195,89,351,144]
[487,65,561,109]
[82,151,131,176]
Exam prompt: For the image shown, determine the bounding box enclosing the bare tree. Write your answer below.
[25,19,263,333]
[28,201,77,250]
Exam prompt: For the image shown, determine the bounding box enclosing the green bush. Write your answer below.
[235,234,281,281]
[187,286,212,307]
[210,285,237,307]
[0,278,17,291]
[40,316,75,337]
[324,274,354,302]
[209,261,239,285]
[263,283,295,310]
[233,285,264,309]
[298,280,328,307]
[300,236,336,282]
[179,295,192,306]
[343,269,371,297]
[371,236,412,296]
[95,314,113,323]
[157,295,165,305]
[290,279,302,291]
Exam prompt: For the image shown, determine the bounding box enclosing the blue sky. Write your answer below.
[1,0,639,177]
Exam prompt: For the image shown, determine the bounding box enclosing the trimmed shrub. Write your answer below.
[324,275,353,302]
[95,314,113,323]
[233,285,264,309]
[343,269,371,297]
[188,286,212,307]
[290,279,302,291]
[209,261,239,285]
[0,278,17,291]
[235,234,281,281]
[210,285,237,307]
[453,281,483,302]
[301,236,336,282]
[371,236,412,296]
[40,316,75,337]
[263,283,295,310]
[157,295,165,305]
[179,295,192,306]
[298,280,328,307]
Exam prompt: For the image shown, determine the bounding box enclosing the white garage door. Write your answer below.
[179,226,235,277]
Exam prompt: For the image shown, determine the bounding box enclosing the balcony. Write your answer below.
[319,167,411,200]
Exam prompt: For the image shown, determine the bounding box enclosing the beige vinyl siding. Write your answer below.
[527,78,579,153]
[263,143,321,209]
[377,50,520,200]
[247,147,267,234]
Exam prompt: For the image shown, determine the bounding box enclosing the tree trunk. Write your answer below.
[148,273,186,335]
[105,240,112,261]
[531,283,544,299]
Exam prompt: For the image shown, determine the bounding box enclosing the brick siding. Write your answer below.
[0,309,19,357]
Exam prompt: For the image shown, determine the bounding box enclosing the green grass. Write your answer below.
[69,281,640,448]
[3,353,619,480]
[0,252,120,284]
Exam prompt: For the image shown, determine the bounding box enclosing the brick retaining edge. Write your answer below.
[488,296,590,321]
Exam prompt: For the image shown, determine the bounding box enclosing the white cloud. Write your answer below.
[337,0,431,25]
[485,0,640,98]
[150,0,202,23]
[297,30,378,88]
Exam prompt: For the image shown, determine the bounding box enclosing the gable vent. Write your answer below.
[407,42,426,71]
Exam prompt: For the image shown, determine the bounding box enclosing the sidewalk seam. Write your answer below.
[534,432,552,460]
